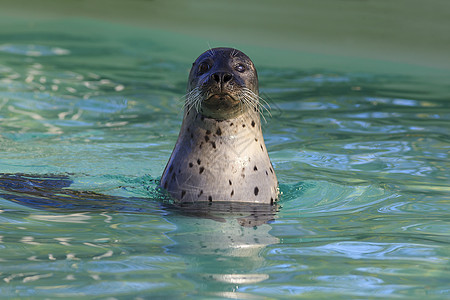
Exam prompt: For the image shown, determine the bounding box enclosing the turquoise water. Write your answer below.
[0,11,449,300]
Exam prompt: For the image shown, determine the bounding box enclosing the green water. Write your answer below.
[0,3,449,299]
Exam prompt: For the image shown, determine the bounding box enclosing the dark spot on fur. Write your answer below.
[189,162,193,168]
[254,187,259,196]
[211,141,216,149]
[190,133,194,139]
[169,165,173,173]
[178,169,181,174]
[199,142,203,149]
[270,167,273,174]
[266,170,269,176]
[254,107,257,112]
[208,196,212,202]
[254,165,258,171]
[181,190,186,198]
[255,138,258,142]
[260,144,264,151]
[198,190,203,197]
[164,181,168,189]
[251,120,255,127]
[187,127,190,132]
[197,159,201,165]
[231,190,234,197]
[230,122,234,126]
[229,180,232,185]
[242,124,246,128]
[270,198,274,205]
[206,130,211,135]
[216,128,222,136]
[199,167,205,174]
[187,111,190,116]
[205,135,209,142]
[241,174,245,178]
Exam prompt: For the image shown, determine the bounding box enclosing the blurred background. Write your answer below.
[3,0,450,73]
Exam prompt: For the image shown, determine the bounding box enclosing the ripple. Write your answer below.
[276,100,340,111]
[279,181,396,216]
[269,241,443,262]
[0,44,70,56]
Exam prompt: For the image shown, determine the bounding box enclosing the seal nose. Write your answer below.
[211,72,233,84]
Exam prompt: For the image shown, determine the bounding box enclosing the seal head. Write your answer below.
[187,48,258,120]
[160,47,278,204]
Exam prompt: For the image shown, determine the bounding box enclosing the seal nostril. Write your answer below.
[211,72,233,84]
[223,73,232,83]
[212,73,220,83]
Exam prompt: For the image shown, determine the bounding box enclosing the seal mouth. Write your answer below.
[204,93,240,108]
[206,93,237,102]
[200,92,242,119]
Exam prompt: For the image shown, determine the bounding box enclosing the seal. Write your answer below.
[160,47,278,204]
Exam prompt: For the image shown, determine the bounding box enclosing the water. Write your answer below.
[1,4,449,299]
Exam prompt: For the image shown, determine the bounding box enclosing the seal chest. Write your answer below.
[160,48,278,204]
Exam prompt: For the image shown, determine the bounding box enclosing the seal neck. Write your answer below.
[178,109,263,144]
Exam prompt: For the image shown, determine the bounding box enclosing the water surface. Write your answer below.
[0,5,449,299]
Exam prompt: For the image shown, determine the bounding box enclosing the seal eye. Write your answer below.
[235,64,246,73]
[198,62,211,75]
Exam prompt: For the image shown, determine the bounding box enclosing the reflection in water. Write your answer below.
[168,201,279,227]
[165,212,278,288]
[164,198,280,289]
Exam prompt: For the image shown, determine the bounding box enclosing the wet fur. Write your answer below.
[160,48,278,204]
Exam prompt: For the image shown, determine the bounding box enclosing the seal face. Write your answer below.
[160,47,278,204]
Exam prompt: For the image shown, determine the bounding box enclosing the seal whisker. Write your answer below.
[183,87,203,114]
[182,91,194,113]
[239,93,258,110]
[239,97,250,116]
[257,95,272,115]
[240,88,272,122]
[239,93,268,123]
[244,89,272,115]
[239,92,258,111]
[207,45,215,57]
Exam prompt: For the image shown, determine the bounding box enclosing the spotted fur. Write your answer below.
[160,48,278,204]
